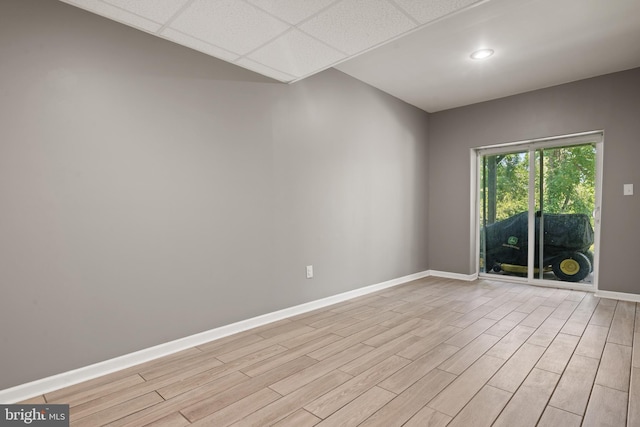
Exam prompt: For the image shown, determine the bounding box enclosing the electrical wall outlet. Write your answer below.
[306,265,313,279]
[624,183,634,196]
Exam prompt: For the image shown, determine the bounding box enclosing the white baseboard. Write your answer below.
[594,289,640,303]
[428,270,478,281]
[0,270,431,404]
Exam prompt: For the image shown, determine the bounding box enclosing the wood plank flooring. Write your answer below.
[22,277,640,426]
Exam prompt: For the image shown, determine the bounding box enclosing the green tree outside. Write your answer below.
[480,143,596,224]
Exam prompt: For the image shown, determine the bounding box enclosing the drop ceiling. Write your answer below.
[59,0,640,112]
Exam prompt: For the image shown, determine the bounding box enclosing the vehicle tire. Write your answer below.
[582,250,594,272]
[552,252,591,282]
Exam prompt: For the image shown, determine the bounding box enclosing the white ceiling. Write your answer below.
[59,0,640,112]
[336,0,640,112]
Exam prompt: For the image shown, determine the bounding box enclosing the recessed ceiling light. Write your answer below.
[470,49,494,60]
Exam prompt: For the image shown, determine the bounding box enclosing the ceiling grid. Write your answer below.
[58,0,484,82]
[57,0,640,112]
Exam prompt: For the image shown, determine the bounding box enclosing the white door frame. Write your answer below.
[470,130,604,292]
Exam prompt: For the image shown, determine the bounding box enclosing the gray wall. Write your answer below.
[0,0,429,389]
[428,68,640,294]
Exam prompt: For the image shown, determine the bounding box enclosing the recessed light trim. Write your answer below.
[470,48,494,60]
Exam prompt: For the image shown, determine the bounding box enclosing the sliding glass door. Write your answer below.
[477,133,601,288]
[480,151,531,276]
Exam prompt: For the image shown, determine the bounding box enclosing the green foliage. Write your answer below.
[481,144,596,224]
[540,145,595,215]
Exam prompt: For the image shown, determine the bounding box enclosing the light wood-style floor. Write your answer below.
[21,277,640,426]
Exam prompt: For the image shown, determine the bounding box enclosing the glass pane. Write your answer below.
[480,151,530,277]
[536,144,596,284]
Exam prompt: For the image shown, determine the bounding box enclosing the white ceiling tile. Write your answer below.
[59,0,162,32]
[167,0,290,56]
[299,0,416,55]
[246,29,347,78]
[101,0,190,24]
[235,58,297,82]
[392,0,483,24]
[161,28,240,62]
[246,0,338,25]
